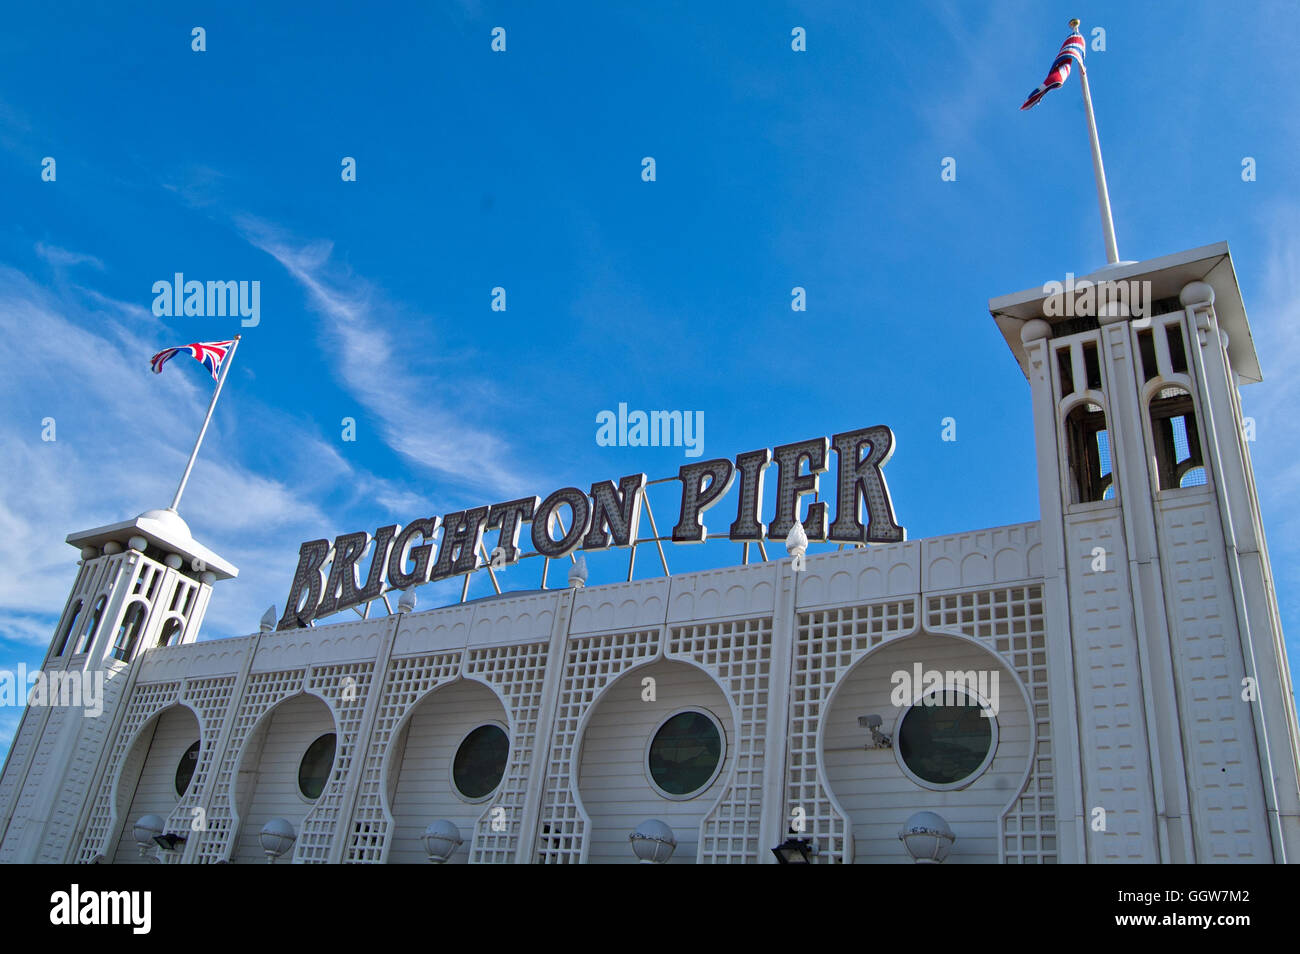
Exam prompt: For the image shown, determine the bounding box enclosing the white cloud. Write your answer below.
[35,243,105,271]
[0,612,59,648]
[1239,216,1300,648]
[0,265,428,645]
[238,217,531,499]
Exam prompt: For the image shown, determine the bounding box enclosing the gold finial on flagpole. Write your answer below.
[1069,18,1080,29]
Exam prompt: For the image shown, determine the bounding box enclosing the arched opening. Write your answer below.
[111,705,201,864]
[111,602,148,663]
[157,618,183,648]
[54,601,83,656]
[385,679,510,864]
[821,633,1030,863]
[1149,386,1205,490]
[78,595,108,654]
[231,693,337,863]
[1063,402,1113,503]
[575,659,734,864]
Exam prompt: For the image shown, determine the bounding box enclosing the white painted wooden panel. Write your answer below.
[822,634,1029,863]
[387,679,509,864]
[577,660,734,864]
[111,705,200,864]
[232,693,336,863]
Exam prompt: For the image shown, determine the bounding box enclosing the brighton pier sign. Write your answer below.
[278,425,905,629]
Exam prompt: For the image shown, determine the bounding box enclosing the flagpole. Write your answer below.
[168,335,241,513]
[1072,18,1120,265]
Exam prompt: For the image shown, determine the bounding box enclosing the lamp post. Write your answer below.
[422,820,463,863]
[629,820,676,863]
[260,818,297,863]
[133,814,165,861]
[899,811,955,863]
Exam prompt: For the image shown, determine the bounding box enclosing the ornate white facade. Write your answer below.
[1,242,1296,863]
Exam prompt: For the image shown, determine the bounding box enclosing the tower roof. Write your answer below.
[65,507,238,580]
[988,242,1261,385]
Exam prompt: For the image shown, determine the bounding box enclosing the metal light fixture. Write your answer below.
[771,837,815,864]
[785,520,808,570]
[153,831,186,852]
[133,814,165,858]
[568,555,588,588]
[260,817,297,863]
[398,588,418,613]
[629,819,676,863]
[421,820,463,863]
[899,811,955,863]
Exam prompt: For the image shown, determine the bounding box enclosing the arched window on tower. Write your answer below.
[158,617,183,648]
[78,596,108,654]
[1149,386,1206,490]
[111,602,148,662]
[1063,402,1114,503]
[54,601,83,656]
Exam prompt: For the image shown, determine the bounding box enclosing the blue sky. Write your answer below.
[1,1,1298,761]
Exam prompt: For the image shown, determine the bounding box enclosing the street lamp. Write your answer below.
[422,820,463,863]
[260,817,296,863]
[629,819,676,863]
[133,814,165,859]
[899,811,955,863]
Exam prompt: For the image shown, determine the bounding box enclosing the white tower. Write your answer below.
[991,242,1300,862]
[0,507,236,863]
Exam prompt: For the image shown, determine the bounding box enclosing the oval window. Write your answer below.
[895,690,997,789]
[646,709,725,798]
[452,724,509,801]
[175,740,201,797]
[298,733,337,800]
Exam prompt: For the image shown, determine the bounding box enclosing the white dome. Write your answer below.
[138,508,193,539]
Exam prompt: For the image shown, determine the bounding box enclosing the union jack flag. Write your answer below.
[150,340,235,381]
[1020,28,1085,111]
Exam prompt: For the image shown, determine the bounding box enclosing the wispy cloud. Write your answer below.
[238,217,531,499]
[1240,213,1300,652]
[35,242,104,271]
[0,264,428,644]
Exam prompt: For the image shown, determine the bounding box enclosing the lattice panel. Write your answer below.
[537,629,660,863]
[344,652,462,863]
[76,681,182,862]
[465,642,549,863]
[292,663,376,862]
[667,617,772,863]
[928,586,1054,863]
[787,600,916,864]
[193,669,306,864]
[159,677,237,864]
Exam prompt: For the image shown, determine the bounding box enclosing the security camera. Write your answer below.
[858,714,891,749]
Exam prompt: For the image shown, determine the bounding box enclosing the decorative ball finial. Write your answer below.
[1069,18,1080,29]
